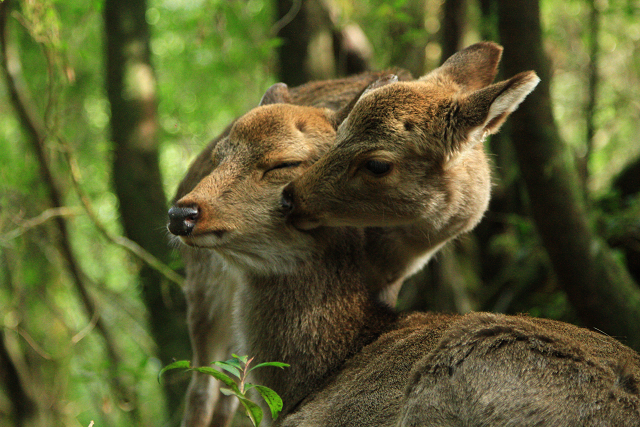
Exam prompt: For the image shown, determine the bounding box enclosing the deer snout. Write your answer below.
[168,205,199,236]
[281,183,323,230]
[280,184,295,216]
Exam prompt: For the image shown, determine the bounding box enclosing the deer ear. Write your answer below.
[259,83,292,106]
[422,42,503,91]
[331,74,399,128]
[459,71,540,140]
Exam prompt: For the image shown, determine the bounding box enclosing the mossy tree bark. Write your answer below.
[104,0,190,416]
[496,0,640,350]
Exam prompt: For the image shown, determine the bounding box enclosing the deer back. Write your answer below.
[276,312,640,427]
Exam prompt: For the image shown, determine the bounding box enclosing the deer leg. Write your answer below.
[181,248,239,427]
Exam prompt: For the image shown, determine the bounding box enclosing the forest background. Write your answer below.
[1,0,639,426]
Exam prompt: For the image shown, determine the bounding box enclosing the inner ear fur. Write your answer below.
[260,82,292,106]
[422,41,504,91]
[458,71,540,140]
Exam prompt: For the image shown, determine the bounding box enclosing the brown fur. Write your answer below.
[283,43,537,240]
[174,70,428,427]
[279,312,640,427]
[273,42,639,426]
[170,43,640,427]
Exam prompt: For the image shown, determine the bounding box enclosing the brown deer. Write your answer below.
[171,69,446,427]
[170,42,640,426]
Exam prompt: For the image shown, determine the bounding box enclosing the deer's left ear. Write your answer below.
[259,83,292,106]
[331,74,399,129]
[459,71,540,140]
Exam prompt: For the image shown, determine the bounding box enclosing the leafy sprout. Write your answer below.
[159,355,289,426]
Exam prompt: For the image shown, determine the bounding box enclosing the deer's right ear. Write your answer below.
[331,74,399,129]
[259,83,292,106]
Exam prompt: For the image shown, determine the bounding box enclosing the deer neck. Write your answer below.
[234,227,397,415]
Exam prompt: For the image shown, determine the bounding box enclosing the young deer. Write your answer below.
[276,42,640,425]
[170,43,640,427]
[171,69,447,427]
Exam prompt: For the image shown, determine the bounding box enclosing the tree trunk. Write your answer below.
[275,0,312,85]
[440,0,466,63]
[496,0,640,351]
[104,0,190,416]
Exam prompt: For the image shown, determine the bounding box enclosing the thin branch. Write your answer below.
[61,141,185,287]
[0,206,81,245]
[0,0,138,416]
[270,0,302,37]
[11,326,53,360]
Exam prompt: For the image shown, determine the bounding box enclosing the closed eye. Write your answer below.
[267,161,302,172]
[262,161,303,180]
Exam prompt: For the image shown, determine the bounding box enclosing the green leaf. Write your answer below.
[232,354,249,365]
[252,384,284,420]
[249,361,290,373]
[191,367,240,393]
[213,360,242,378]
[238,396,263,427]
[219,387,243,398]
[158,360,190,383]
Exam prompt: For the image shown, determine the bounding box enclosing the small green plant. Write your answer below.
[159,354,289,426]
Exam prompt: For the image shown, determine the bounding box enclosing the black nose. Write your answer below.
[281,185,295,216]
[168,205,199,236]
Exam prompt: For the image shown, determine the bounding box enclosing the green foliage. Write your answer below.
[160,355,289,426]
[542,0,640,193]
[150,0,278,198]
[2,0,640,425]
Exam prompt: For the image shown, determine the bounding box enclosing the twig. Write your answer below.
[71,309,100,345]
[0,0,138,418]
[61,141,185,287]
[270,0,302,37]
[13,326,53,360]
[0,206,81,245]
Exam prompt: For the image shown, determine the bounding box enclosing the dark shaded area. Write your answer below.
[614,158,640,199]
[440,0,466,62]
[0,332,36,427]
[276,0,312,86]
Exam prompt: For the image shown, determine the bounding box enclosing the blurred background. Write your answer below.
[0,0,639,425]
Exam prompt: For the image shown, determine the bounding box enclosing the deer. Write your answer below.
[170,68,445,427]
[169,42,640,426]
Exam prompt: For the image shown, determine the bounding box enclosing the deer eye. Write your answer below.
[268,161,302,172]
[363,159,392,176]
[263,161,302,179]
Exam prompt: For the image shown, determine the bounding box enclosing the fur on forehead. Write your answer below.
[343,81,455,137]
[229,104,336,146]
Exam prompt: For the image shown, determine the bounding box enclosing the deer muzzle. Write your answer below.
[167,205,199,236]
